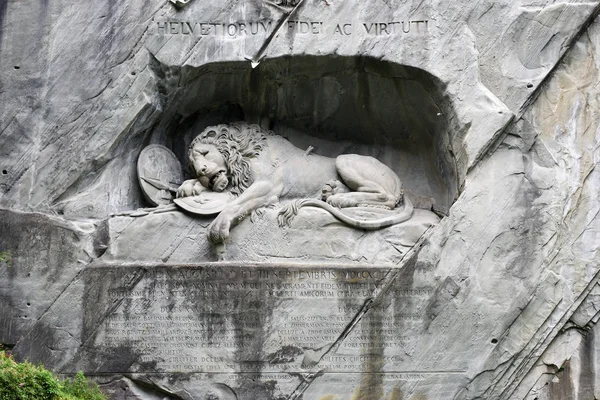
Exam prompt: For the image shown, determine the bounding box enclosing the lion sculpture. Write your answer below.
[176,122,413,243]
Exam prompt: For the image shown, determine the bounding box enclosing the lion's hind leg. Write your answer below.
[328,154,402,209]
[325,185,397,209]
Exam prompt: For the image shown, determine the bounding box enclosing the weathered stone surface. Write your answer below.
[103,206,438,264]
[0,209,101,349]
[14,259,450,398]
[1,0,600,399]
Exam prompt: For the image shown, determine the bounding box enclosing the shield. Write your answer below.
[137,145,183,206]
[174,191,235,215]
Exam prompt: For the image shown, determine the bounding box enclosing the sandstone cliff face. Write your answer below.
[0,1,599,399]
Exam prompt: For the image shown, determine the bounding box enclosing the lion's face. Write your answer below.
[190,143,229,192]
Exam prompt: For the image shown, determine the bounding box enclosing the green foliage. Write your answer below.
[0,352,59,399]
[0,352,105,400]
[60,372,104,400]
[0,251,12,266]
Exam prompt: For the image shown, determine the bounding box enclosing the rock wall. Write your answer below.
[1,0,599,399]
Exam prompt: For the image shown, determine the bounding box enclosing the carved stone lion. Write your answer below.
[177,122,413,243]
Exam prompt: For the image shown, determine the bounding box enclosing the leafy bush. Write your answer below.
[60,372,104,400]
[0,251,12,266]
[0,352,105,400]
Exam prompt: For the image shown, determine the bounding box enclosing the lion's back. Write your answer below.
[260,135,338,198]
[264,135,308,156]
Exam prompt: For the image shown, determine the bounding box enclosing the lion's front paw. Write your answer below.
[177,179,203,198]
[208,212,232,243]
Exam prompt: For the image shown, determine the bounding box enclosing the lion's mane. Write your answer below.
[189,122,268,196]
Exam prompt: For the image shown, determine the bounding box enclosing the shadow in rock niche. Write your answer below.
[95,55,463,263]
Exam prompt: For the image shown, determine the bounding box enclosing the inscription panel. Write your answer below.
[154,19,430,37]
[80,264,461,377]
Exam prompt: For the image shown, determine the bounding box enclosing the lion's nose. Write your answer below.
[199,165,207,173]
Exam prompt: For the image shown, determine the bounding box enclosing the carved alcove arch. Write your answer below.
[151,55,462,216]
[101,54,468,262]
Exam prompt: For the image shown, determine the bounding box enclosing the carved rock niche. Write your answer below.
[106,55,462,264]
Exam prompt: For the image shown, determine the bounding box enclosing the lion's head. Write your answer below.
[188,122,268,196]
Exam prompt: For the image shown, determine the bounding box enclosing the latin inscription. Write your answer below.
[94,266,432,373]
[154,19,430,37]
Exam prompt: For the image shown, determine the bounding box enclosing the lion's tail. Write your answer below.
[277,197,414,229]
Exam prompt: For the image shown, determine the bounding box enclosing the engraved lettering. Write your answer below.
[300,21,310,33]
[412,20,427,32]
[360,20,429,35]
[199,22,210,35]
[181,21,193,34]
[155,20,428,37]
[227,23,237,36]
[311,22,321,34]
[334,23,352,35]
[260,20,272,32]
[98,266,431,374]
[379,23,389,35]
